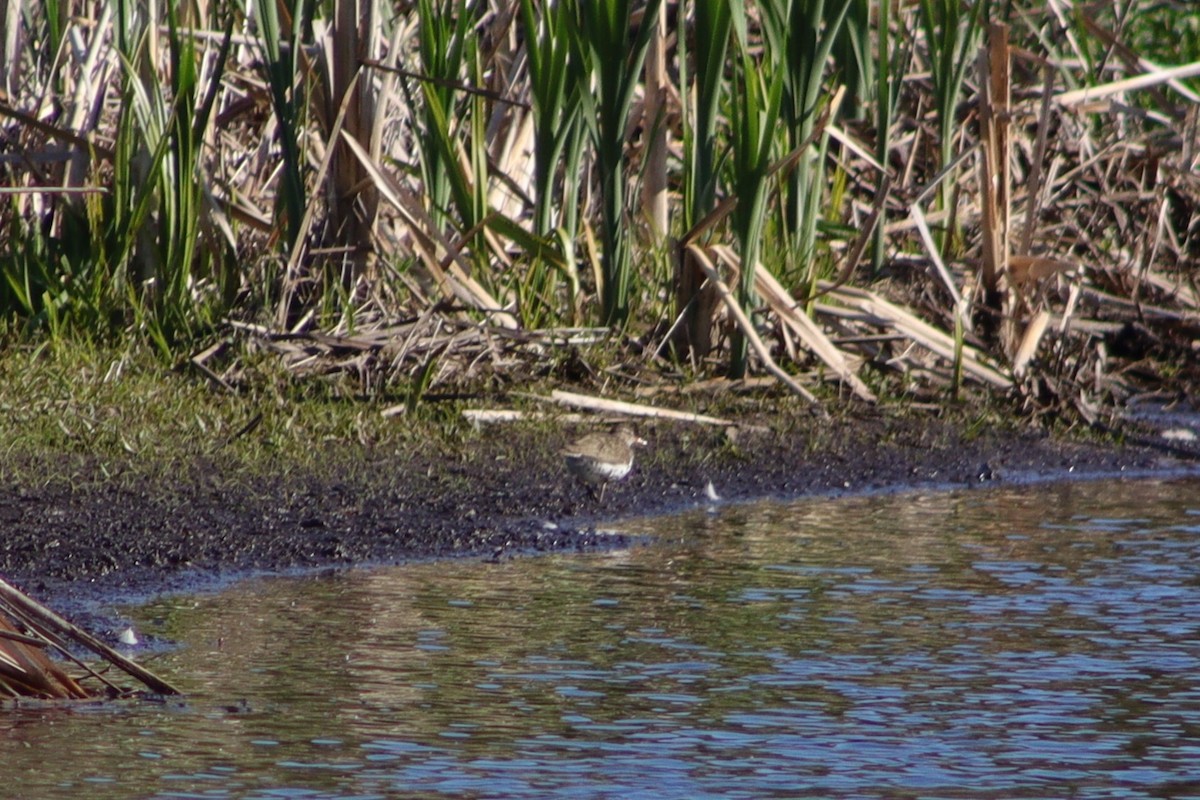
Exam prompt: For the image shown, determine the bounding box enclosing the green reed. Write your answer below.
[918,0,985,255]
[567,0,664,326]
[727,18,783,378]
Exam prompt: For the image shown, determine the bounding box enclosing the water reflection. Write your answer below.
[5,478,1200,798]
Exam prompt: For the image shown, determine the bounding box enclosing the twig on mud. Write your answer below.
[534,389,735,426]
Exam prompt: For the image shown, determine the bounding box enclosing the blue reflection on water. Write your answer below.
[11,479,1200,800]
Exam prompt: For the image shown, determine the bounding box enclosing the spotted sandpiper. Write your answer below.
[562,425,647,502]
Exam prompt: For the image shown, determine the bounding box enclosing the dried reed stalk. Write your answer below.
[0,578,183,698]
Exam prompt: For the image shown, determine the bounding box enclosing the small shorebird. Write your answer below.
[562,425,647,502]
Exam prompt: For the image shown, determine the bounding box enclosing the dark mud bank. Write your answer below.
[3,412,1198,605]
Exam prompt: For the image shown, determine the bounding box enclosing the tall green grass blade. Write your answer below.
[761,0,853,279]
[568,0,665,326]
[415,0,476,233]
[919,0,987,253]
[687,0,732,230]
[833,0,875,120]
[871,0,908,275]
[521,0,584,240]
[254,0,307,250]
[727,43,784,378]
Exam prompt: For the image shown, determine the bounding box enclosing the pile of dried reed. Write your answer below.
[1,3,1196,422]
[0,579,180,700]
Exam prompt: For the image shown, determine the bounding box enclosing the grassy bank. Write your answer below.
[1,0,1197,452]
[0,339,807,486]
[0,341,455,483]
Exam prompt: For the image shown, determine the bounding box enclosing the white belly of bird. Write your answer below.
[565,454,632,485]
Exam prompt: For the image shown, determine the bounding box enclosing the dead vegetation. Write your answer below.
[0,579,180,700]
[1,3,1198,425]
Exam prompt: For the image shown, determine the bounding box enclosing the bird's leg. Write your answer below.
[597,482,607,503]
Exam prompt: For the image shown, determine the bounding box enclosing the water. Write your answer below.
[5,478,1200,799]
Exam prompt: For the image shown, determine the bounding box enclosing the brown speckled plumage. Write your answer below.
[562,426,647,501]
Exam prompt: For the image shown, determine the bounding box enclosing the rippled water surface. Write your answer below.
[6,478,1200,799]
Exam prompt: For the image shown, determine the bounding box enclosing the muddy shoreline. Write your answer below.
[3,410,1198,610]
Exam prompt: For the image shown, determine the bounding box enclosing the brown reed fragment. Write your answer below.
[0,578,182,699]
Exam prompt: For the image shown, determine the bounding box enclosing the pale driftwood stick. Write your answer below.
[685,245,822,406]
[226,319,271,336]
[1056,59,1200,107]
[546,390,734,426]
[461,410,591,425]
[0,578,183,696]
